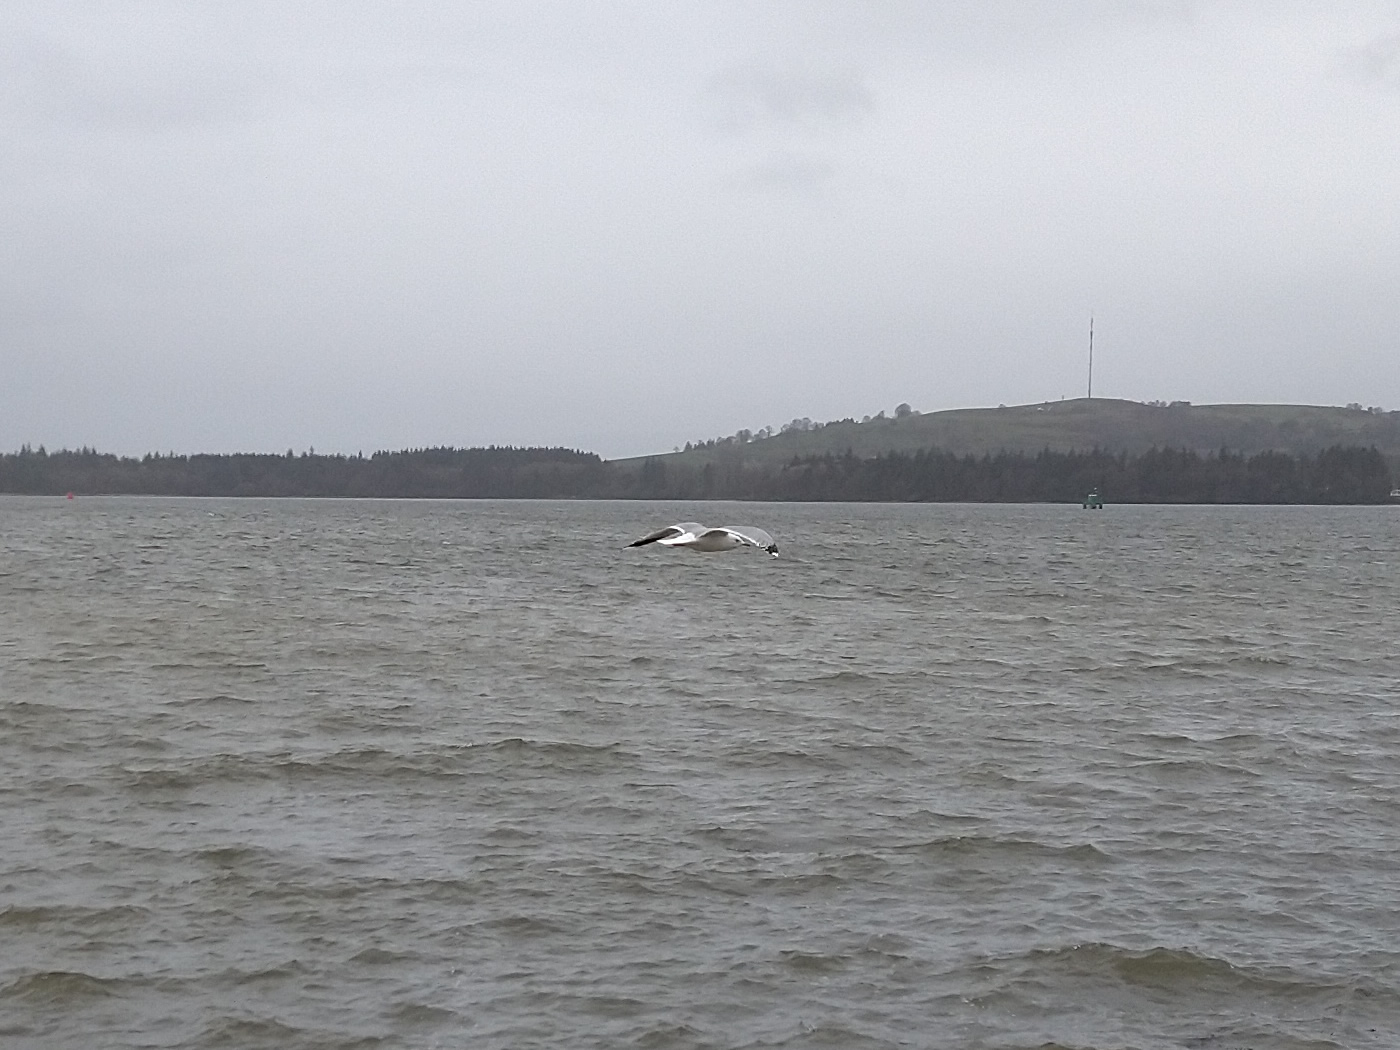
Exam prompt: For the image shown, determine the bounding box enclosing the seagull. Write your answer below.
[627,522,779,557]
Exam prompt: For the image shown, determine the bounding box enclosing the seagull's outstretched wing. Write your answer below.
[628,522,778,556]
[626,522,705,548]
[717,526,780,557]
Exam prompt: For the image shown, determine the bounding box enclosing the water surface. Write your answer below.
[2,497,1398,1049]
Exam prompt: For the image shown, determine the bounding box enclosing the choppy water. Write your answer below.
[2,496,1398,1049]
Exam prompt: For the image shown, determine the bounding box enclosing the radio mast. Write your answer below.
[1087,315,1094,399]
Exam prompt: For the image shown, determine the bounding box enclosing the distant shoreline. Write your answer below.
[3,440,1393,504]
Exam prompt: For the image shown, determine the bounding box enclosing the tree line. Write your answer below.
[0,446,608,499]
[1,443,1393,503]
[673,445,1394,504]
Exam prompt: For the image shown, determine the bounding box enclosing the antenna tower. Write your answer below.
[1087,315,1094,399]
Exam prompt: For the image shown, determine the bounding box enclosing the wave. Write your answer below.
[221,960,311,985]
[1134,730,1272,747]
[0,903,150,931]
[894,835,1113,865]
[193,844,279,869]
[1,969,125,1004]
[120,737,640,788]
[628,1022,708,1049]
[779,948,848,974]
[385,1001,461,1026]
[197,1016,388,1049]
[161,693,259,708]
[1120,756,1264,780]
[991,941,1389,1000]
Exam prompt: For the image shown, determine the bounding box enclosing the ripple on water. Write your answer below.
[2,499,1400,1049]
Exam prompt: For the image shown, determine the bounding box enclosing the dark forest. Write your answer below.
[1,444,1393,504]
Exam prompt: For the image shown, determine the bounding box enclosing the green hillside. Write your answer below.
[7,403,1394,502]
[622,399,1400,469]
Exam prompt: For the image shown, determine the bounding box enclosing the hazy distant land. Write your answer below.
[4,399,1397,503]
[624,397,1400,467]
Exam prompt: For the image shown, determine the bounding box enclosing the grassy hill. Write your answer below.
[619,399,1400,469]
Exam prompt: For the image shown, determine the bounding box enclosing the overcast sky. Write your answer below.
[4,2,1399,458]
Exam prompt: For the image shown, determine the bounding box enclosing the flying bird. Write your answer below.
[627,522,779,557]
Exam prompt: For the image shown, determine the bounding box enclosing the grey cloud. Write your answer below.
[708,67,874,134]
[2,21,282,132]
[1339,29,1400,88]
[0,8,488,136]
[4,2,1400,460]
[731,152,837,194]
